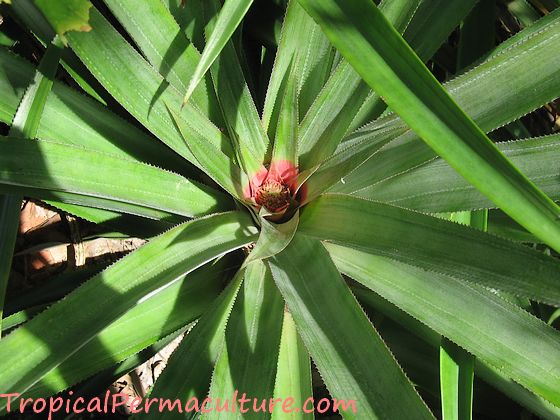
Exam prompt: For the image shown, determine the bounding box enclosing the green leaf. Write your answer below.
[145,266,245,419]
[26,259,229,398]
[182,0,254,106]
[354,285,560,419]
[43,84,188,173]
[65,7,233,166]
[356,135,560,213]
[297,60,371,169]
[0,211,257,401]
[271,310,312,420]
[9,41,64,139]
[166,104,247,201]
[43,201,173,238]
[203,0,270,175]
[245,210,299,265]
[303,113,410,202]
[268,235,433,419]
[0,48,189,175]
[102,0,221,123]
[71,327,189,402]
[400,0,478,74]
[262,0,332,139]
[328,243,560,407]
[0,188,181,225]
[0,137,230,219]
[334,7,560,194]
[0,37,63,336]
[272,62,298,166]
[299,194,560,305]
[206,260,284,419]
[161,0,206,48]
[298,0,425,169]
[0,49,34,124]
[440,338,474,420]
[299,0,560,252]
[9,0,116,105]
[34,0,92,37]
[349,0,480,132]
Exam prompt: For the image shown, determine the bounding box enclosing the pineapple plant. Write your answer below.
[0,0,559,418]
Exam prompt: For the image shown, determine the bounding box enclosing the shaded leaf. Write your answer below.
[0,211,257,400]
[183,0,254,105]
[328,243,560,407]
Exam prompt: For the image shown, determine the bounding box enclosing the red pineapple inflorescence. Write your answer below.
[244,160,304,213]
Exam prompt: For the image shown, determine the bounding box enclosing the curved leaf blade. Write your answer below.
[103,0,221,123]
[203,0,270,175]
[262,0,332,140]
[65,7,233,165]
[0,211,257,401]
[356,135,560,213]
[271,310,313,419]
[183,0,254,106]
[328,243,560,407]
[268,235,434,420]
[206,261,284,419]
[298,0,425,169]
[353,285,560,419]
[26,259,229,398]
[245,210,299,265]
[299,0,560,251]
[1,37,63,336]
[146,267,246,419]
[0,137,231,218]
[299,194,560,305]
[334,8,560,194]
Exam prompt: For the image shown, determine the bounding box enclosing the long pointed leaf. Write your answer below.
[103,0,222,125]
[145,267,246,419]
[299,194,560,305]
[272,63,298,166]
[268,235,433,419]
[262,0,332,139]
[245,211,299,265]
[0,37,63,336]
[0,48,189,175]
[203,0,270,175]
[0,211,257,401]
[440,338,474,420]
[333,8,560,194]
[206,261,284,419]
[26,259,229,398]
[0,137,230,218]
[183,0,254,105]
[328,243,560,407]
[356,135,560,213]
[166,105,247,201]
[298,0,425,169]
[65,7,233,166]
[271,310,312,419]
[353,285,560,420]
[299,0,560,252]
